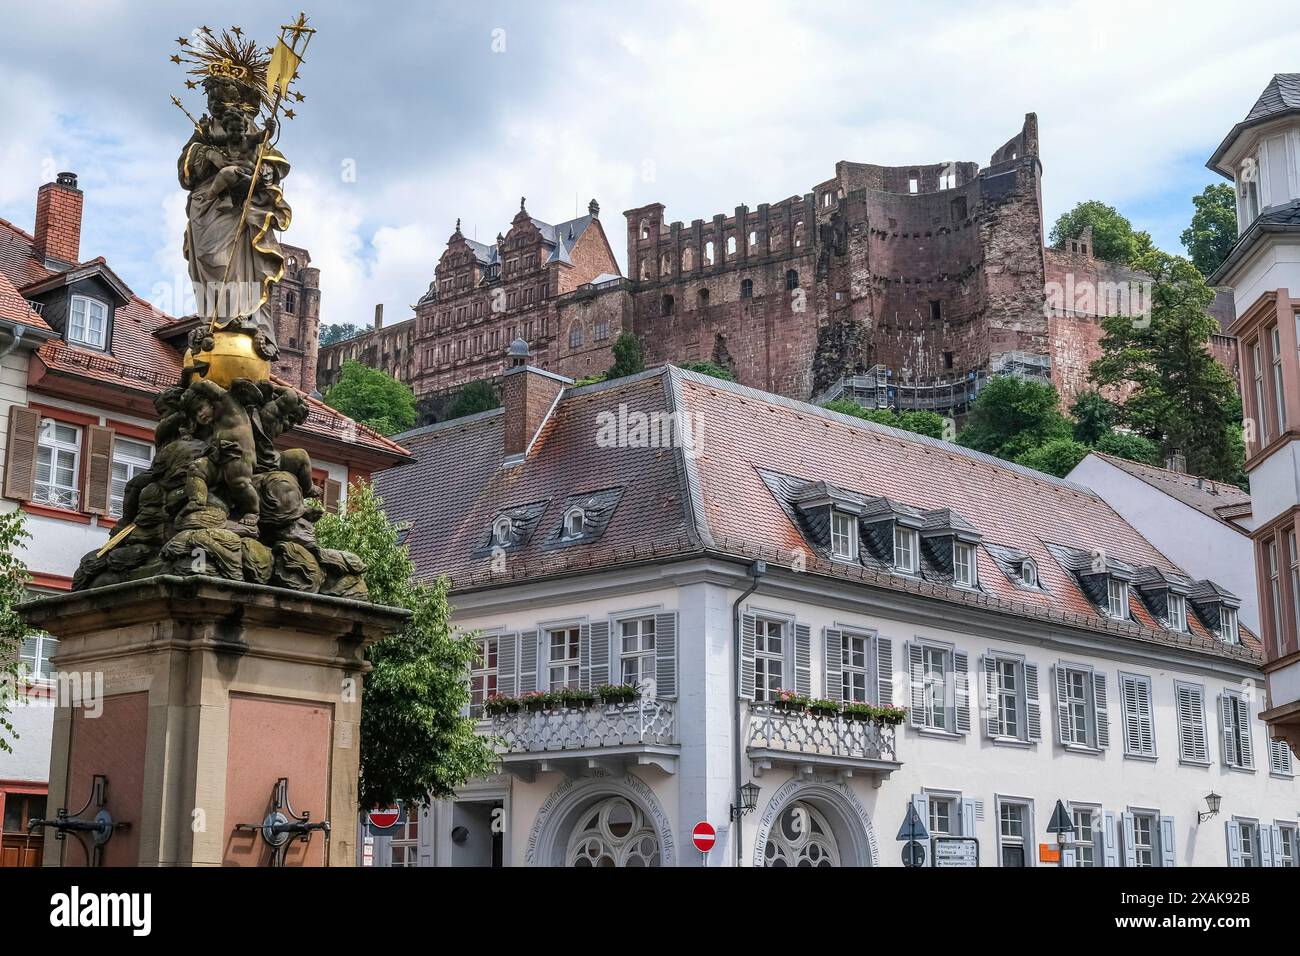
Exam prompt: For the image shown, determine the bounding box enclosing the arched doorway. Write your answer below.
[752,779,879,867]
[526,772,676,867]
[761,801,841,867]
[565,796,661,867]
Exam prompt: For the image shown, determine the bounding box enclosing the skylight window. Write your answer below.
[953,542,976,588]
[830,511,857,561]
[893,525,918,574]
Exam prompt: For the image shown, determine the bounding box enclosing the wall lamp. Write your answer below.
[1198,791,1222,824]
[730,781,761,821]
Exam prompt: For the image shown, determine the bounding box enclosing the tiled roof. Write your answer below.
[375,366,1261,666]
[1208,74,1300,174]
[0,268,51,333]
[0,218,55,289]
[1089,451,1251,527]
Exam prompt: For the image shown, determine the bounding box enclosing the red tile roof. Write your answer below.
[1088,451,1252,528]
[376,366,1261,666]
[0,269,51,334]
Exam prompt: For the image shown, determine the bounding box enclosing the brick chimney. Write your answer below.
[500,338,571,464]
[33,172,83,266]
[374,303,384,331]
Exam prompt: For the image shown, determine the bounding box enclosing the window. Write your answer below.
[1268,538,1282,650]
[740,278,753,299]
[1130,812,1158,867]
[109,437,153,517]
[893,526,918,574]
[998,801,1030,867]
[20,632,58,682]
[785,270,799,291]
[662,294,674,316]
[388,815,420,867]
[830,511,857,561]
[1253,341,1269,440]
[1291,531,1300,642]
[929,300,942,322]
[840,631,869,703]
[284,290,297,314]
[1062,667,1092,746]
[927,795,956,835]
[594,321,609,342]
[1166,593,1187,632]
[1120,673,1156,758]
[922,645,950,731]
[547,627,580,690]
[1072,807,1099,867]
[697,288,709,306]
[1106,577,1128,620]
[704,241,715,266]
[563,507,585,539]
[1221,691,1254,770]
[726,235,737,257]
[2,792,47,836]
[1239,820,1260,867]
[469,636,498,717]
[1175,681,1210,764]
[569,323,584,348]
[1269,738,1295,777]
[1220,606,1240,645]
[1020,558,1038,588]
[68,295,107,349]
[619,616,656,687]
[1279,823,1298,867]
[939,170,957,190]
[1272,325,1287,431]
[993,658,1021,739]
[754,617,785,702]
[492,515,512,547]
[953,542,976,588]
[34,420,81,509]
[908,171,919,194]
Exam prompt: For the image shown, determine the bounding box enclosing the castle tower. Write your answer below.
[272,243,321,393]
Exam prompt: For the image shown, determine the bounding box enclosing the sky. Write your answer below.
[1,0,1297,328]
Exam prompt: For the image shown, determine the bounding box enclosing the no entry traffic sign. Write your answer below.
[368,807,402,830]
[692,821,716,853]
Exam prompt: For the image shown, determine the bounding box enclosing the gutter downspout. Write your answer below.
[731,559,766,867]
[0,323,26,359]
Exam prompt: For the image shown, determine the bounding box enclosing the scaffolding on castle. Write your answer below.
[817,353,1051,416]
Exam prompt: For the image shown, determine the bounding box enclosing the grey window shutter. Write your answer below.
[1121,811,1137,868]
[1260,825,1275,867]
[1136,679,1154,756]
[824,628,843,701]
[589,620,610,687]
[1270,825,1285,864]
[1024,662,1042,742]
[497,632,518,697]
[579,623,592,690]
[908,643,925,727]
[654,612,677,698]
[1093,672,1110,748]
[739,613,756,700]
[876,637,893,706]
[1225,820,1242,867]
[2,406,41,501]
[1220,695,1239,767]
[982,656,999,738]
[954,650,970,734]
[794,623,811,696]
[1238,698,1255,769]
[1103,811,1119,868]
[960,798,977,837]
[1122,676,1140,754]
[1177,684,1207,762]
[1159,817,1175,868]
[519,629,538,693]
[1055,666,1070,744]
[911,793,928,840]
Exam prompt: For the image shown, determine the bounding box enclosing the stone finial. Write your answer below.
[588,198,600,218]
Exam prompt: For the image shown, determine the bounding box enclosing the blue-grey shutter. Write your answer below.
[1160,817,1176,868]
[1121,811,1137,868]
[579,623,592,690]
[1178,683,1207,762]
[519,628,538,693]
[589,620,610,688]
[1122,675,1140,754]
[1093,672,1110,748]
[655,612,677,698]
[740,613,756,700]
[954,650,970,734]
[1220,695,1239,767]
[876,637,893,706]
[908,643,925,727]
[912,793,929,846]
[824,628,843,701]
[1136,678,1154,756]
[1238,698,1255,769]
[960,798,977,837]
[1054,666,1071,744]
[1226,820,1242,867]
[1024,662,1042,742]
[982,656,999,738]
[1103,811,1119,868]
[1270,825,1285,865]
[794,623,811,696]
[1260,824,1275,867]
[497,631,518,697]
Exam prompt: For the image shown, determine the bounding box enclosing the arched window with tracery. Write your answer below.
[565,797,661,867]
[762,801,841,867]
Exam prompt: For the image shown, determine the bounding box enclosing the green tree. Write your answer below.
[1049,200,1154,264]
[607,332,645,380]
[1088,250,1244,483]
[676,361,735,381]
[823,400,947,439]
[0,511,31,753]
[315,482,497,807]
[1015,437,1092,477]
[320,323,369,347]
[1070,389,1117,445]
[956,376,1072,462]
[323,360,417,436]
[446,379,500,420]
[1180,183,1238,277]
[1094,430,1161,466]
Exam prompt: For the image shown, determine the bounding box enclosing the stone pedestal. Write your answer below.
[21,575,407,867]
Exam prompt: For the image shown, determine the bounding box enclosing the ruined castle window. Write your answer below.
[793,222,804,248]
[639,258,649,280]
[726,235,737,257]
[662,294,674,316]
[286,256,298,271]
[770,223,783,247]
[908,170,920,194]
[943,351,954,370]
[939,170,956,190]
[929,300,942,322]
[822,192,833,208]
[951,197,967,221]
[524,320,534,339]
[681,247,694,271]
[660,252,671,275]
[704,241,715,266]
[786,270,799,291]
[284,290,297,314]
[740,279,753,299]
[640,219,650,240]
[698,288,710,306]
[748,230,758,247]
[594,321,609,341]
[569,322,584,348]
[491,330,500,350]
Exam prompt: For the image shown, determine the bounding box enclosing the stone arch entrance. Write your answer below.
[752,779,879,867]
[525,772,675,867]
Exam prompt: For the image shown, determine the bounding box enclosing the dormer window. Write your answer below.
[492,515,513,547]
[893,526,918,574]
[953,542,976,588]
[1220,607,1239,645]
[564,507,586,539]
[1020,558,1038,588]
[68,295,107,349]
[1167,592,1188,632]
[1106,578,1129,620]
[830,510,857,561]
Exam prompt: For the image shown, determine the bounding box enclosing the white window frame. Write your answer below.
[953,542,976,588]
[1166,593,1187,633]
[109,436,153,517]
[34,419,82,510]
[563,507,585,539]
[1175,679,1210,765]
[996,797,1034,868]
[840,630,870,703]
[1070,804,1101,867]
[893,525,919,574]
[754,616,786,702]
[68,294,108,349]
[1127,809,1161,867]
[1062,666,1094,748]
[469,634,498,718]
[926,793,958,836]
[492,515,512,546]
[830,510,857,562]
[1237,818,1260,868]
[1020,557,1038,588]
[546,626,581,690]
[1277,822,1298,867]
[19,632,59,683]
[617,615,656,688]
[1220,606,1239,645]
[992,655,1024,740]
[1106,577,1129,620]
[921,644,952,731]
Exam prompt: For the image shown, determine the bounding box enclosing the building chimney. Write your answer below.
[33,172,83,267]
[500,338,571,464]
[374,303,384,331]
[1165,451,1187,473]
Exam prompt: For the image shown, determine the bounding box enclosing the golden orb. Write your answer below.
[188,329,270,388]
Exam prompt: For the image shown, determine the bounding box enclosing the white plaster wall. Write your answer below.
[1069,455,1260,631]
[1226,240,1300,323]
[0,696,54,783]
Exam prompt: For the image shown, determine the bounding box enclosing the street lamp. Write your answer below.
[730,781,761,821]
[1198,792,1222,824]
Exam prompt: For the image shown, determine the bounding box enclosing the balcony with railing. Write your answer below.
[489,698,678,780]
[746,703,901,783]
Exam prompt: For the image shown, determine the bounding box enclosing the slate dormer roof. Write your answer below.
[1208,73,1300,173]
[543,488,624,549]
[474,499,549,555]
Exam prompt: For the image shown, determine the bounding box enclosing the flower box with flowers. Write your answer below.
[772,690,811,712]
[484,694,520,716]
[809,698,840,718]
[596,683,640,706]
[520,691,548,712]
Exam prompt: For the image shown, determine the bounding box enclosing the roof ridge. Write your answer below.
[391,406,505,442]
[0,217,34,242]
